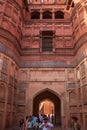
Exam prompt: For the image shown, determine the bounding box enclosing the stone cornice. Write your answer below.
[20,48,74,56]
[28,3,66,5]
[20,53,87,68]
[24,19,72,25]
[20,60,69,68]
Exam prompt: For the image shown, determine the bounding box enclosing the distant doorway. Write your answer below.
[39,99,54,123]
[39,99,54,115]
[33,89,61,125]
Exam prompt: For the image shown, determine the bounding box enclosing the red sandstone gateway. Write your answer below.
[0,0,87,130]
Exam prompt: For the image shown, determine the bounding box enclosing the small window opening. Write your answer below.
[41,31,53,52]
[31,12,40,19]
[55,11,64,19]
[43,11,52,19]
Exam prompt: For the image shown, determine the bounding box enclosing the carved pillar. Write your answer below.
[39,31,42,52]
[40,10,43,19]
[53,31,55,52]
[52,9,55,19]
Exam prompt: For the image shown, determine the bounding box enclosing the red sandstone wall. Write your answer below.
[0,53,19,130]
[0,0,23,129]
[0,0,23,40]
[0,0,23,63]
[0,0,87,130]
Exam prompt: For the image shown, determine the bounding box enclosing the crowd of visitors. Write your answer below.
[19,114,81,130]
[19,114,54,130]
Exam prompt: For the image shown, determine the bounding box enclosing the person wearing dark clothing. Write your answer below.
[20,119,24,130]
[71,117,81,130]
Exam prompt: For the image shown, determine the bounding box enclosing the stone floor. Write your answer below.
[5,124,84,130]
[6,126,71,130]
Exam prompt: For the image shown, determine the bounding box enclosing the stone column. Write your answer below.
[52,9,55,19]
[40,10,43,19]
[53,30,55,52]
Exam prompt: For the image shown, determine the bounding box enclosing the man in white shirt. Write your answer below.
[39,117,54,130]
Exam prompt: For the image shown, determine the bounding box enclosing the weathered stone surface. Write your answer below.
[0,0,87,130]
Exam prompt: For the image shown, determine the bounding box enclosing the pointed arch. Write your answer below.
[55,11,64,19]
[31,11,40,19]
[33,88,62,100]
[43,11,52,19]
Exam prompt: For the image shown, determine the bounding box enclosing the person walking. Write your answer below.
[27,116,34,130]
[71,116,81,130]
[19,119,24,130]
[39,117,54,130]
[24,116,29,130]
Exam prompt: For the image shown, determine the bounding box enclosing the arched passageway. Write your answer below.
[33,90,61,125]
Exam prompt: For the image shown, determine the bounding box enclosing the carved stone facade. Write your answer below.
[0,0,87,130]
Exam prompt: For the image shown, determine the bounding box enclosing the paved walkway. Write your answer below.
[6,126,70,130]
[53,126,62,130]
[6,125,83,130]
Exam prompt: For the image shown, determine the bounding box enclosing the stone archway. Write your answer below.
[33,89,61,125]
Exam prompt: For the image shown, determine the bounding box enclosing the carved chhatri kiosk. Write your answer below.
[0,0,87,130]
